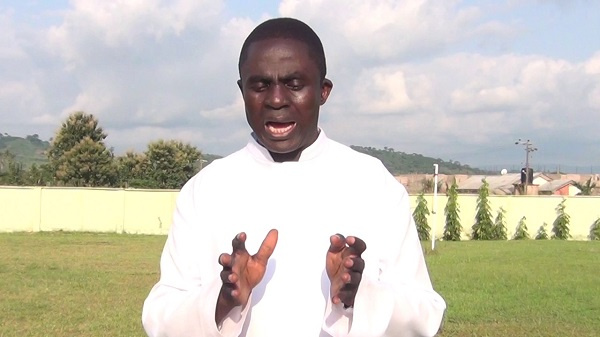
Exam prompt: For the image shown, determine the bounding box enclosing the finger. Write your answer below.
[254,229,278,263]
[343,271,363,286]
[336,287,358,307]
[328,233,347,253]
[220,269,237,284]
[346,236,367,256]
[218,253,232,268]
[345,257,365,273]
[232,232,247,252]
[220,282,239,301]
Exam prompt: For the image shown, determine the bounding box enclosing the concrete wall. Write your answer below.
[0,186,178,235]
[412,194,600,240]
[1,186,598,239]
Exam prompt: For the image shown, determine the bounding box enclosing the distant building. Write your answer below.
[538,180,581,196]
[456,173,551,195]
[395,172,591,196]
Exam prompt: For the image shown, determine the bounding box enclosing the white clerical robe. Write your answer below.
[142,130,446,337]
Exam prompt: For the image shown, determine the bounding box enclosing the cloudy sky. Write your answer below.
[1,0,599,171]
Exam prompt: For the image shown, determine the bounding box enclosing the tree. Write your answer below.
[48,112,115,186]
[535,222,549,240]
[573,178,596,196]
[0,149,15,173]
[551,199,571,240]
[116,151,151,188]
[513,216,530,240]
[443,178,462,241]
[492,207,508,240]
[0,150,25,185]
[55,137,117,187]
[143,140,202,189]
[471,179,494,240]
[48,111,107,165]
[412,192,431,241]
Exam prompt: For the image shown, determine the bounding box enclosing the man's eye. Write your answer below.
[286,81,304,90]
[251,82,269,91]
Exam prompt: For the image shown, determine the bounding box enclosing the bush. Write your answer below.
[535,222,549,240]
[590,218,600,241]
[551,199,571,240]
[492,207,508,240]
[443,178,462,241]
[472,179,494,240]
[513,216,530,240]
[413,192,431,241]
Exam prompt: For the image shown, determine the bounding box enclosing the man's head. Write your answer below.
[237,18,333,162]
[238,18,327,81]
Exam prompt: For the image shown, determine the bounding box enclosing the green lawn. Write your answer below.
[0,233,598,336]
[427,240,600,336]
[0,232,163,337]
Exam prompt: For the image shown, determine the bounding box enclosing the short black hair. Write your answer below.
[238,17,327,81]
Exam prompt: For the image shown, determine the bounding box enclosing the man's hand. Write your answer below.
[326,234,366,308]
[215,229,278,324]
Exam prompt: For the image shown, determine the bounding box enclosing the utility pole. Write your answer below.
[515,139,537,193]
[432,164,439,251]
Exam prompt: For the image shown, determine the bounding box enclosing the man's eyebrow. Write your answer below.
[280,72,304,81]
[246,75,271,83]
[246,72,304,83]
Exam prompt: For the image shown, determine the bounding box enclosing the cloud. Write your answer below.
[0,0,599,168]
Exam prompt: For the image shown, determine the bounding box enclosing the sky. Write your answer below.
[1,0,599,171]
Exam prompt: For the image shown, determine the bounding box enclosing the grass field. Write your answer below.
[0,233,598,336]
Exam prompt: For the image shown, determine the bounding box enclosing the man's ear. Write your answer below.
[237,79,243,93]
[320,78,333,105]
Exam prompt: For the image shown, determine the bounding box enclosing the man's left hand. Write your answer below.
[326,234,366,308]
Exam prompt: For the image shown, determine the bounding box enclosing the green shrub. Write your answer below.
[472,179,494,240]
[590,218,600,241]
[492,207,508,240]
[551,199,571,240]
[513,216,530,240]
[443,178,462,241]
[535,222,549,240]
[413,192,431,241]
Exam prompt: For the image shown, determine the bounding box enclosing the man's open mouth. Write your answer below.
[266,122,296,135]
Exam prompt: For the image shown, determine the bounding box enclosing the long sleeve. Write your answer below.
[322,170,446,337]
[141,177,250,337]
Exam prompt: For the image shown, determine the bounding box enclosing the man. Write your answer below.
[142,17,446,337]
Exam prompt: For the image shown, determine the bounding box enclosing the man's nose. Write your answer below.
[265,84,287,109]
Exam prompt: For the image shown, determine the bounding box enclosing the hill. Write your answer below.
[351,145,490,175]
[0,133,50,167]
[0,133,224,169]
[0,133,488,174]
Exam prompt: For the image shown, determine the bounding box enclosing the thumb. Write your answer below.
[254,229,278,264]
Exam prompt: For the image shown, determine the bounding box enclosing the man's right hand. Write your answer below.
[215,229,278,324]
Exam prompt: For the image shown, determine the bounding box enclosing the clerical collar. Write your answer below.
[248,129,328,163]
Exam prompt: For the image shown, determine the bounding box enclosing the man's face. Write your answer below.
[238,38,332,162]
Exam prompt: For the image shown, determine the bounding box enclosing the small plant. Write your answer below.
[413,192,431,241]
[589,218,600,241]
[574,178,597,195]
[535,222,549,240]
[472,179,494,240]
[492,207,508,240]
[513,216,530,240]
[551,199,571,240]
[421,177,434,193]
[443,178,462,241]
